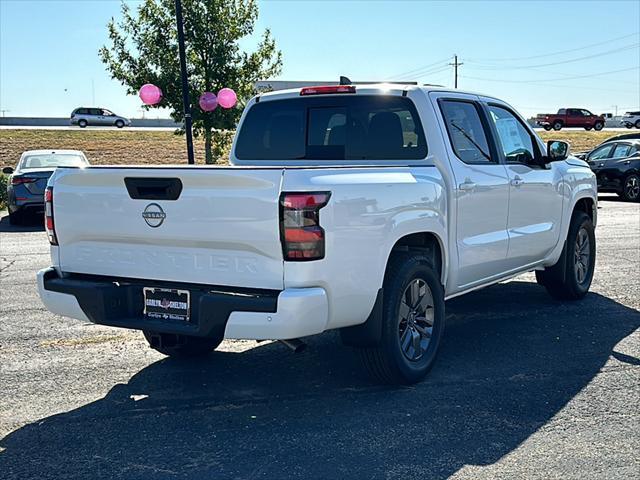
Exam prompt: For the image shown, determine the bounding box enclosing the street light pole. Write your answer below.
[175,0,195,165]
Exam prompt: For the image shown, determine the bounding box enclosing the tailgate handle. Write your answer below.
[124,177,183,201]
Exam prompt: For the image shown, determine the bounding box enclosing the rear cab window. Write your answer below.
[234,95,427,161]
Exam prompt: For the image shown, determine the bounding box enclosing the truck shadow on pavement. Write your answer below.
[1,281,639,479]
[0,213,44,233]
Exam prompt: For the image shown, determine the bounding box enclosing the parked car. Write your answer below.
[70,107,131,128]
[37,84,597,384]
[536,108,605,131]
[621,111,640,129]
[3,150,89,224]
[583,139,640,201]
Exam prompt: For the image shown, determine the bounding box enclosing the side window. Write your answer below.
[569,109,582,117]
[440,100,493,164]
[89,108,102,115]
[611,144,631,158]
[588,144,613,161]
[581,109,593,116]
[487,105,536,165]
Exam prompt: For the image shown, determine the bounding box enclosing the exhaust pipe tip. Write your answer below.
[279,338,307,353]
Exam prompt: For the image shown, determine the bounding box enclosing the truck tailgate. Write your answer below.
[51,167,285,290]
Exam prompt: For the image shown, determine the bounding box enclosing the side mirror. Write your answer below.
[546,140,569,162]
[2,166,14,174]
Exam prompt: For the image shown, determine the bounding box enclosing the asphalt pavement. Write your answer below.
[0,195,638,480]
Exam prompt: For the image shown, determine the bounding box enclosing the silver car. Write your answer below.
[3,150,89,225]
[621,111,640,129]
[70,107,131,128]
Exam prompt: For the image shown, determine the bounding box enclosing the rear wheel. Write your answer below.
[78,119,88,128]
[143,331,223,358]
[358,254,445,384]
[620,174,640,202]
[635,120,640,129]
[625,123,633,129]
[584,126,592,131]
[552,121,563,131]
[536,211,595,300]
[593,121,604,131]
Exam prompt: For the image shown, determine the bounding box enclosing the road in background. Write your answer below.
[0,125,177,131]
[0,195,638,479]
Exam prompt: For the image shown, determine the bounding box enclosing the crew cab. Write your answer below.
[37,85,598,384]
[536,108,605,131]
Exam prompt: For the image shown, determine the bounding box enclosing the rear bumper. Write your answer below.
[37,268,328,340]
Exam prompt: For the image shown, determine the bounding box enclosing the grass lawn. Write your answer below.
[0,128,616,167]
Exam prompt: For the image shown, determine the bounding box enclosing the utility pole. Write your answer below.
[175,0,195,165]
[449,55,463,89]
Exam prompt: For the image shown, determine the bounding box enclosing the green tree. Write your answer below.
[100,0,282,163]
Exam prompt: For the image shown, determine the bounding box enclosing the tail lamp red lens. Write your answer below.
[11,176,37,185]
[300,85,356,96]
[280,192,330,261]
[44,187,57,245]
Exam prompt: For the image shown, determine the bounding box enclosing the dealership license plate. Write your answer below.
[143,287,190,322]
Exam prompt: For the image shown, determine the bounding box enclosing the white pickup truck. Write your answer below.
[37,84,597,384]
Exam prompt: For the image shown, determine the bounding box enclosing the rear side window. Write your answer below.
[439,100,493,164]
[235,95,427,160]
[611,144,631,158]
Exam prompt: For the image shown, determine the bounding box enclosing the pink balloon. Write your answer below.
[139,84,162,105]
[217,88,237,109]
[199,92,218,112]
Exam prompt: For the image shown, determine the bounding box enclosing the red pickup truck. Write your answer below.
[536,108,605,131]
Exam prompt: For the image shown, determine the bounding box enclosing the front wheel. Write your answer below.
[536,211,595,300]
[543,125,552,131]
[552,121,563,131]
[621,174,640,202]
[584,126,592,131]
[635,120,640,129]
[78,119,88,128]
[115,120,125,128]
[593,121,604,131]
[625,123,633,129]
[143,331,223,358]
[358,254,445,384]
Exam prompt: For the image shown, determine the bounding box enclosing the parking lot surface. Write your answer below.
[0,195,638,480]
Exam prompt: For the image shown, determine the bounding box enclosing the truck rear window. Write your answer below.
[235,95,427,160]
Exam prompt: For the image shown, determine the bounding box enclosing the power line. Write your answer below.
[462,65,639,83]
[466,43,639,70]
[468,31,639,62]
[388,56,452,80]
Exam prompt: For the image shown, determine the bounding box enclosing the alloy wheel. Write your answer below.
[398,279,434,361]
[574,227,591,285]
[624,176,639,200]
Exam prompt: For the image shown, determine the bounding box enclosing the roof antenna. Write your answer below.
[339,76,352,86]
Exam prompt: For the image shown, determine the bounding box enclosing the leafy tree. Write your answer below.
[100,0,282,163]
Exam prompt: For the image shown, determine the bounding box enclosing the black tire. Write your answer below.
[584,126,592,131]
[593,121,604,131]
[543,125,552,131]
[552,121,563,131]
[620,173,640,202]
[536,211,595,301]
[78,119,88,128]
[625,123,633,129]
[8,210,23,226]
[635,120,640,129]
[143,330,222,358]
[358,254,445,385]
[115,120,125,128]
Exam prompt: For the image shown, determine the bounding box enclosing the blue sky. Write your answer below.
[0,0,638,119]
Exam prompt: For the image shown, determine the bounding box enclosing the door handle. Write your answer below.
[510,176,524,187]
[459,180,477,191]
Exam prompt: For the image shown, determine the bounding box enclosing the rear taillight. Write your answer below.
[11,176,37,185]
[44,187,57,245]
[280,192,330,261]
[300,85,356,96]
